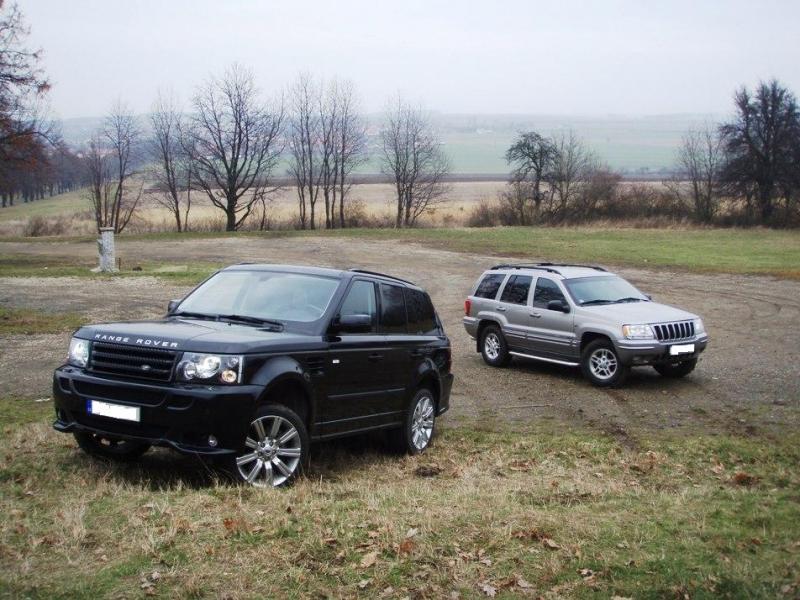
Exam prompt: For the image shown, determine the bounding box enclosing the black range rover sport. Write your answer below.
[53,264,453,487]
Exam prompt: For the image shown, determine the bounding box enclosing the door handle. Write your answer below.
[368,353,384,362]
[496,306,506,312]
[530,312,542,318]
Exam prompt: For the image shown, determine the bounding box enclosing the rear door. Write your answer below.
[377,282,412,419]
[529,277,576,358]
[496,274,534,352]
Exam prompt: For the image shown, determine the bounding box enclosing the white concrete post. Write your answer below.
[96,227,118,272]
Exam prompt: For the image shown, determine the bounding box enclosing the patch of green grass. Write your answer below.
[1,410,798,598]
[8,226,796,278]
[0,307,85,335]
[320,226,800,278]
[0,254,223,285]
[0,396,52,426]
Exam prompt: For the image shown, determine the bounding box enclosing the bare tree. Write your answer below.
[85,102,143,233]
[187,65,284,231]
[546,131,595,220]
[668,126,724,223]
[505,131,556,220]
[720,80,800,223]
[149,91,192,232]
[287,73,321,230]
[332,80,367,228]
[380,98,450,228]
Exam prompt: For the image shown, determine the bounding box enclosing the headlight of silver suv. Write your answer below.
[178,353,243,384]
[693,318,705,336]
[68,337,91,367]
[622,324,655,340]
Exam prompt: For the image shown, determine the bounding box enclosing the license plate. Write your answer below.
[87,399,140,422]
[670,343,695,356]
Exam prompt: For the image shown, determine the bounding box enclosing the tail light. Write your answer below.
[464,298,472,316]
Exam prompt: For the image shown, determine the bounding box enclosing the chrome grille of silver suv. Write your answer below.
[652,321,695,342]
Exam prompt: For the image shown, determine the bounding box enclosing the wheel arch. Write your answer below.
[476,319,502,352]
[251,356,316,431]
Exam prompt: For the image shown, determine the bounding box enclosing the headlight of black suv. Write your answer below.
[178,353,243,384]
[68,337,91,367]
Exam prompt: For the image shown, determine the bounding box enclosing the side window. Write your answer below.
[379,283,407,334]
[499,275,532,305]
[533,278,567,309]
[474,273,505,299]
[339,280,377,333]
[405,288,437,335]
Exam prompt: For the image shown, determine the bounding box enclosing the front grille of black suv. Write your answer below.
[89,342,178,382]
[652,321,695,342]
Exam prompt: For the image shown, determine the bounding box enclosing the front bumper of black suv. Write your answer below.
[52,366,261,455]
[616,335,709,366]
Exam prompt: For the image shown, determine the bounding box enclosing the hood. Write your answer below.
[577,301,698,324]
[76,318,324,354]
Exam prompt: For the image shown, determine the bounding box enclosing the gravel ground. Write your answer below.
[1,236,798,440]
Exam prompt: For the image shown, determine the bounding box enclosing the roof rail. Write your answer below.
[536,262,607,272]
[348,268,415,285]
[490,263,562,275]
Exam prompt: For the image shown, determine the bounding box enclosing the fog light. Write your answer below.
[220,369,238,384]
[208,435,218,448]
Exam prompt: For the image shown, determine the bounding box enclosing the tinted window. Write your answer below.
[474,273,505,299]
[379,283,407,334]
[339,280,377,333]
[533,278,567,309]
[499,275,532,305]
[405,288,437,335]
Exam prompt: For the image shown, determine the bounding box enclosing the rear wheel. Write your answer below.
[581,339,629,387]
[390,388,436,455]
[227,404,308,488]
[480,325,510,367]
[74,431,150,462]
[654,358,697,378]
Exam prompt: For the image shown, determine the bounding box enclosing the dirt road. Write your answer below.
[2,236,798,439]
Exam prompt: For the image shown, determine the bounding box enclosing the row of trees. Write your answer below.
[671,80,800,225]
[502,79,800,226]
[82,67,451,233]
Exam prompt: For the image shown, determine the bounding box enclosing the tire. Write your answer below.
[654,358,697,378]
[580,339,629,388]
[226,404,309,488]
[390,388,436,455]
[480,325,511,367]
[73,431,151,462]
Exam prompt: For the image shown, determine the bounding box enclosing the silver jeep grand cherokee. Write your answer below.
[463,263,708,387]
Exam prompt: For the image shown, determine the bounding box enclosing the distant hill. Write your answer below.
[60,112,722,176]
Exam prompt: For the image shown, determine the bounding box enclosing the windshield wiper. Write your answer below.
[172,311,217,320]
[580,299,613,306]
[613,297,646,303]
[217,314,284,330]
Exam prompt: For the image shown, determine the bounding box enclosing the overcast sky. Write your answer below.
[19,0,800,120]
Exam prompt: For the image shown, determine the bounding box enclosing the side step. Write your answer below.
[509,351,579,367]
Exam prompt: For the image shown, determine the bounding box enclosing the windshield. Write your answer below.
[176,271,340,323]
[563,276,648,306]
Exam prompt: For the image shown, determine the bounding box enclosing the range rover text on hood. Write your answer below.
[93,333,180,349]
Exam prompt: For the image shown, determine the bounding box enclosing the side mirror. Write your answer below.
[547,299,570,313]
[335,313,373,333]
[167,299,181,314]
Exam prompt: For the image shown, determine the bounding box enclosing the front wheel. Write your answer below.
[654,358,697,378]
[581,339,629,387]
[226,404,308,488]
[391,388,436,455]
[74,431,151,462]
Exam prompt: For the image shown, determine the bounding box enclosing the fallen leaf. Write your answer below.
[415,464,442,477]
[399,538,415,555]
[733,471,757,486]
[516,576,533,589]
[360,551,378,568]
[405,527,418,538]
[357,579,371,589]
[542,538,560,550]
[479,582,497,597]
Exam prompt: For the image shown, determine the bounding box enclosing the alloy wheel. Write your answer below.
[235,415,302,487]
[410,395,435,450]
[589,348,618,380]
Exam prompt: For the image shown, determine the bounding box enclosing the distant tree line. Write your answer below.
[493,79,800,228]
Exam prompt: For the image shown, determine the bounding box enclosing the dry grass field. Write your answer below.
[1,233,799,597]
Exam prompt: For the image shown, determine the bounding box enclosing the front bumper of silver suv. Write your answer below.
[615,334,708,365]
